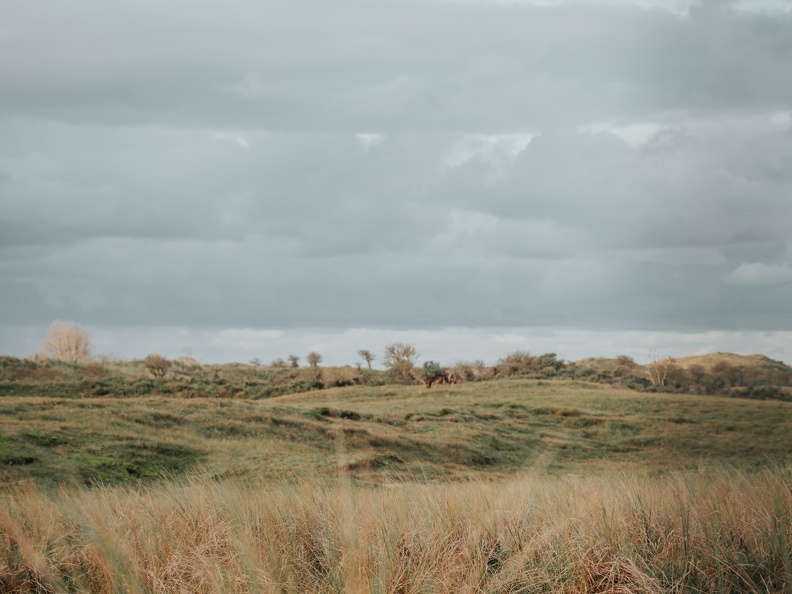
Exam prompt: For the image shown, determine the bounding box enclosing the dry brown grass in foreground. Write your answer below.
[1,465,791,593]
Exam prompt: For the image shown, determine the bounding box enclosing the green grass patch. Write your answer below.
[0,379,789,487]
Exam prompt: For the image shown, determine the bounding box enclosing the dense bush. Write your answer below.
[421,361,445,382]
[144,354,172,378]
[495,351,566,377]
[450,360,491,381]
[383,343,418,384]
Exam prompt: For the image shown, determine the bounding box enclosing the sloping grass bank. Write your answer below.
[2,380,792,487]
[1,465,791,593]
[0,380,792,487]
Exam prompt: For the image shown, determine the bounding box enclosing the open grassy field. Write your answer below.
[1,379,791,487]
[2,366,792,592]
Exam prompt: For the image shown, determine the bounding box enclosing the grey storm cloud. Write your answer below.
[1,0,791,346]
[2,0,791,128]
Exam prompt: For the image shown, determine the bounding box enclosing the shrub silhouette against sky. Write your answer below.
[39,321,91,363]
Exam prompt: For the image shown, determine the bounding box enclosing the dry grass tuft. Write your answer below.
[578,555,661,594]
[0,464,790,593]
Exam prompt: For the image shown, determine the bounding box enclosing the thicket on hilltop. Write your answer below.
[450,360,491,382]
[496,351,566,377]
[39,320,92,363]
[144,353,172,378]
[321,365,363,388]
[421,360,445,386]
[614,355,639,374]
[83,359,108,379]
[568,354,792,400]
[383,342,418,384]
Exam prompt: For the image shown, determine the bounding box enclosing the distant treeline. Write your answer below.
[2,348,791,402]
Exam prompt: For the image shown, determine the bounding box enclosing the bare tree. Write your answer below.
[249,358,262,369]
[307,352,322,368]
[288,354,300,368]
[39,321,92,363]
[357,349,375,369]
[383,342,418,384]
[645,352,676,387]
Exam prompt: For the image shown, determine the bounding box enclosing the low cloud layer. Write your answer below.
[1,0,791,361]
[725,263,792,286]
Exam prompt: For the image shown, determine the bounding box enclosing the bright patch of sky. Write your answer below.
[211,131,250,148]
[446,0,698,16]
[725,263,792,286]
[771,111,792,128]
[355,133,385,151]
[578,122,665,148]
[442,134,538,172]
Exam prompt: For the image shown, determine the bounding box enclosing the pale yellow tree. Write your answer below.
[645,351,676,387]
[39,320,92,363]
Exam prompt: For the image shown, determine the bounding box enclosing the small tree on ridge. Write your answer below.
[39,321,92,363]
[358,349,375,369]
[383,342,418,384]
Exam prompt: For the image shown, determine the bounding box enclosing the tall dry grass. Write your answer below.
[0,465,790,593]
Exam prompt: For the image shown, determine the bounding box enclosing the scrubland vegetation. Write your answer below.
[2,354,791,487]
[2,338,792,592]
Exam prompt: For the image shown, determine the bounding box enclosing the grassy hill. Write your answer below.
[574,352,792,397]
[2,356,792,592]
[673,351,792,380]
[2,377,790,488]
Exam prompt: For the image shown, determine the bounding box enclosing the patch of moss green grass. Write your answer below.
[1,378,790,488]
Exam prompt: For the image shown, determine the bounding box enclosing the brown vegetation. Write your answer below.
[357,349,375,369]
[0,466,790,593]
[144,353,172,378]
[420,361,460,388]
[1,347,792,592]
[495,351,564,377]
[675,352,792,386]
[307,352,322,368]
[383,342,418,384]
[38,320,92,363]
[645,354,677,387]
[570,353,792,399]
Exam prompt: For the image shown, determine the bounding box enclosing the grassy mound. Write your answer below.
[1,379,790,487]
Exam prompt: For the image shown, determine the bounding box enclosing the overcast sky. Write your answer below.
[1,0,791,366]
